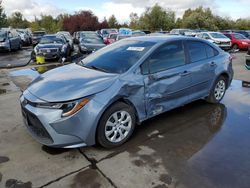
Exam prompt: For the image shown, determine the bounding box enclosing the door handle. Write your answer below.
[180,71,190,77]
[210,62,216,67]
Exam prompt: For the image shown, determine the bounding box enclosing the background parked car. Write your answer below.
[132,30,146,37]
[0,29,22,52]
[170,29,192,35]
[78,31,106,53]
[100,28,118,40]
[32,31,46,46]
[223,32,250,50]
[17,29,32,46]
[196,32,231,50]
[32,34,71,60]
[104,32,118,45]
[235,30,250,39]
[57,31,74,51]
[246,47,250,70]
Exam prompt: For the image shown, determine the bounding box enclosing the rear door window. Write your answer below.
[187,41,207,63]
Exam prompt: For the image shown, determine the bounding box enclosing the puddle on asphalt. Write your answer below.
[122,80,250,188]
[5,179,32,188]
[0,89,6,95]
[0,156,9,164]
[9,64,63,91]
[10,64,61,79]
[71,168,102,188]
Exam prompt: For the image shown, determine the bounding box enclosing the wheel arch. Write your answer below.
[94,97,140,143]
[219,72,230,88]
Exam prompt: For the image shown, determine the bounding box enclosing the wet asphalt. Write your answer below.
[0,48,250,188]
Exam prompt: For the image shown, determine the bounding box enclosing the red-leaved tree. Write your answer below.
[63,10,100,33]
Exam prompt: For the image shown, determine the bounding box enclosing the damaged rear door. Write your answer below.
[142,40,193,118]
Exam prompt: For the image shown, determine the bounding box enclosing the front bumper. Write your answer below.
[20,92,104,148]
[42,52,60,60]
[0,43,10,51]
[219,45,231,50]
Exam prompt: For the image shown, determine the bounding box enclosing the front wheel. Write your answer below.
[232,44,238,50]
[206,76,227,103]
[97,102,136,148]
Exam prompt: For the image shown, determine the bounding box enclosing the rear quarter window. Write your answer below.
[187,41,218,62]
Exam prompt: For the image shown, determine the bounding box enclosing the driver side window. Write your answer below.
[147,41,186,74]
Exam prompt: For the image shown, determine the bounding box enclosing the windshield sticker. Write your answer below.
[127,47,145,52]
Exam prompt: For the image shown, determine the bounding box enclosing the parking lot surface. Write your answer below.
[0,49,250,188]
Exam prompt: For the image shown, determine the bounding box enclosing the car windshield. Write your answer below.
[82,37,103,44]
[117,35,131,40]
[210,33,227,39]
[0,31,7,39]
[103,29,116,35]
[40,36,64,44]
[33,32,45,37]
[79,40,155,74]
[234,33,247,39]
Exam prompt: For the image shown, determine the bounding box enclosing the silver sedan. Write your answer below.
[20,36,233,148]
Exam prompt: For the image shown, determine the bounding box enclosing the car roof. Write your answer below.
[125,35,189,43]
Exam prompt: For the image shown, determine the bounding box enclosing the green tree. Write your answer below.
[7,12,29,28]
[235,19,250,30]
[181,7,218,30]
[138,4,175,31]
[0,1,7,27]
[108,15,118,28]
[129,12,139,29]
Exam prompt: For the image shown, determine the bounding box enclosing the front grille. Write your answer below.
[39,48,58,53]
[22,106,53,144]
[220,42,230,45]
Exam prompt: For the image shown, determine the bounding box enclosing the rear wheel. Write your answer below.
[97,102,136,148]
[206,76,227,103]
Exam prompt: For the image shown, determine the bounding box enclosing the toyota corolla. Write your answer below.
[20,36,233,148]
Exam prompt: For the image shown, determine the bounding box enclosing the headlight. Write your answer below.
[214,40,221,44]
[36,98,91,117]
[81,45,87,50]
[34,46,38,53]
[242,42,248,45]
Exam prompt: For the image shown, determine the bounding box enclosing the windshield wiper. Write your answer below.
[88,65,109,73]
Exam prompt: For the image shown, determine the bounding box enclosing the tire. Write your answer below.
[97,102,136,148]
[206,76,227,104]
[18,42,22,50]
[232,44,238,50]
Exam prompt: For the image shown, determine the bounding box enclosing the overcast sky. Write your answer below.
[1,0,250,23]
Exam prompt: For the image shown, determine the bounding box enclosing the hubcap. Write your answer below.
[105,111,132,143]
[214,80,226,101]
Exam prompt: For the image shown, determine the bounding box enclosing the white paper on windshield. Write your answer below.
[127,47,145,51]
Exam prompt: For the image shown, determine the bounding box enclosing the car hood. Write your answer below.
[240,39,250,43]
[37,43,62,49]
[81,43,106,49]
[27,63,118,102]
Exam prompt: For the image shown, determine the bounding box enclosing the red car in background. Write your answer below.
[223,32,250,50]
[104,33,118,45]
